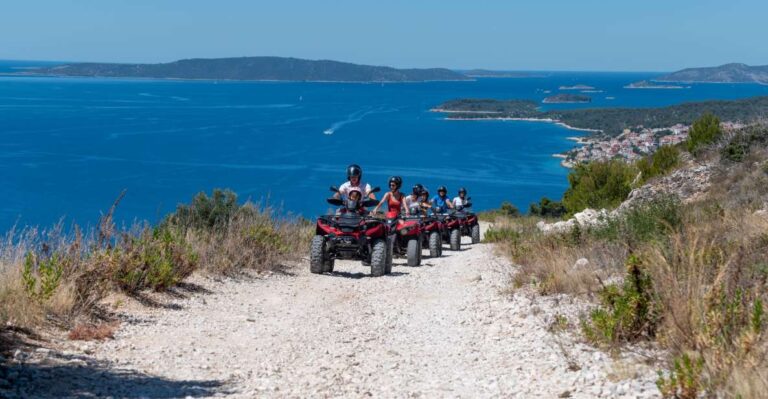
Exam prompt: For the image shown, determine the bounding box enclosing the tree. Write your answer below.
[686,113,722,155]
[562,160,636,214]
[529,197,567,218]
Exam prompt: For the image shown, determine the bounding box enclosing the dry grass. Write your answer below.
[67,322,119,341]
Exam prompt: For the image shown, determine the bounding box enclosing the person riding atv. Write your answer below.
[452,187,469,210]
[335,164,376,201]
[432,186,454,213]
[371,176,408,218]
[336,189,368,216]
[404,184,424,213]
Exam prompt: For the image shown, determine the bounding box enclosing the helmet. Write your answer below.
[346,164,362,180]
[388,176,402,189]
[437,185,447,194]
[412,183,424,195]
[421,188,430,198]
[458,187,467,195]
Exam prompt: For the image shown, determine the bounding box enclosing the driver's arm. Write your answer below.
[371,192,389,214]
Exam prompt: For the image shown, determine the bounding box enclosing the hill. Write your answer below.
[21,56,471,82]
[655,63,768,84]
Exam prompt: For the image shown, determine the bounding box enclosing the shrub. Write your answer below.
[656,353,704,399]
[165,189,239,233]
[686,113,722,155]
[484,226,520,243]
[581,255,661,345]
[478,201,521,221]
[529,197,567,218]
[562,160,636,215]
[637,145,680,182]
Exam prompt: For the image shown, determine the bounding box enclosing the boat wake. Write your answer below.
[323,107,396,135]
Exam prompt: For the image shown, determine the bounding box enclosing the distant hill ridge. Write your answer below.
[657,63,768,84]
[24,56,471,82]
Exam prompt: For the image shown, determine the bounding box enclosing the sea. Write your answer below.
[2,60,768,231]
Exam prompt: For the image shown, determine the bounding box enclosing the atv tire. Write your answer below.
[370,239,387,277]
[471,224,481,244]
[450,229,461,251]
[310,235,327,274]
[407,238,420,266]
[429,232,441,258]
[385,237,393,274]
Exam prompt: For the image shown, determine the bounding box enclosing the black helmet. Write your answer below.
[347,164,362,180]
[437,185,447,194]
[388,176,402,189]
[421,188,430,198]
[412,183,424,195]
[458,187,467,195]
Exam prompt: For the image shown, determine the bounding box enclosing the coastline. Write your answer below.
[438,114,602,134]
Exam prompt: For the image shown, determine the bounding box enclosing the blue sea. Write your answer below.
[2,60,768,230]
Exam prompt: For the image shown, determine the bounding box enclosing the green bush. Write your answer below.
[582,255,661,345]
[686,113,722,155]
[484,227,520,243]
[656,353,704,399]
[166,189,239,232]
[563,160,636,215]
[529,197,567,218]
[637,145,680,182]
[22,252,65,302]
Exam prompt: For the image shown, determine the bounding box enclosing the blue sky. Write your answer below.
[1,0,766,71]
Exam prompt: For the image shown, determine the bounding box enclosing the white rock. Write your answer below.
[573,258,590,269]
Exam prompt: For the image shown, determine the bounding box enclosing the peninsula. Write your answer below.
[654,63,768,84]
[18,56,472,82]
[624,80,686,89]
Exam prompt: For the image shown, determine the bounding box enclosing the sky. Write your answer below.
[1,0,767,72]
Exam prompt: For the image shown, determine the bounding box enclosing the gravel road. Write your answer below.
[1,225,660,398]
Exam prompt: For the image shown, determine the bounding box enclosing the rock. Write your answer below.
[558,390,572,398]
[35,348,51,355]
[573,258,589,269]
[469,274,483,282]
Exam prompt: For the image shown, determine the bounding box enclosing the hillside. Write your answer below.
[655,63,768,84]
[434,96,768,136]
[22,56,471,82]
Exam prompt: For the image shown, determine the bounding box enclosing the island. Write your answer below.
[559,84,595,90]
[624,80,686,89]
[654,63,768,84]
[543,94,591,103]
[432,96,768,137]
[16,56,472,83]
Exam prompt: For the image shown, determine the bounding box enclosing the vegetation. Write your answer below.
[528,197,567,218]
[542,94,591,103]
[636,145,681,182]
[478,201,521,221]
[686,113,722,154]
[488,123,768,397]
[0,189,310,341]
[562,160,636,215]
[436,96,768,136]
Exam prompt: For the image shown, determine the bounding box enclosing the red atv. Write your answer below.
[310,186,393,276]
[435,210,463,251]
[455,199,480,244]
[420,213,443,258]
[388,214,424,266]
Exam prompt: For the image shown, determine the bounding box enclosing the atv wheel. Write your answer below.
[310,235,327,274]
[471,224,481,244]
[370,239,387,277]
[429,232,441,258]
[407,239,420,266]
[450,229,461,251]
[385,237,393,274]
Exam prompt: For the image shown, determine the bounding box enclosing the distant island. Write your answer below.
[543,94,591,103]
[17,56,472,82]
[624,80,686,89]
[463,69,544,78]
[655,63,768,84]
[432,96,768,137]
[559,84,595,90]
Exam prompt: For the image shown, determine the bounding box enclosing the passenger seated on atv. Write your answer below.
[404,184,424,214]
[432,186,455,213]
[336,189,369,216]
[371,176,408,218]
[419,189,434,215]
[453,187,470,210]
[335,164,375,200]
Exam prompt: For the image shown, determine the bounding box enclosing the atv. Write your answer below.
[420,212,443,258]
[434,209,462,251]
[310,186,393,276]
[386,210,424,266]
[455,198,480,244]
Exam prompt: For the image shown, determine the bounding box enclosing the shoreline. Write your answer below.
[0,73,475,84]
[438,114,602,133]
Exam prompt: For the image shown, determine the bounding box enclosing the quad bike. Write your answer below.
[434,209,462,251]
[386,210,424,266]
[310,186,393,276]
[420,212,444,258]
[455,198,480,244]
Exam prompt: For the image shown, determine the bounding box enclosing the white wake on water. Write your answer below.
[323,107,396,135]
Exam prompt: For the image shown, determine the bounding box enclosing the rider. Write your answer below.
[419,188,433,215]
[453,187,469,210]
[432,186,454,213]
[404,184,424,214]
[371,176,408,218]
[338,189,368,216]
[335,164,375,200]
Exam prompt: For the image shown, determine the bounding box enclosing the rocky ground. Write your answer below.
[1,226,661,398]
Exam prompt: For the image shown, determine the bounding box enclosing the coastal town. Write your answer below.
[558,121,745,167]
